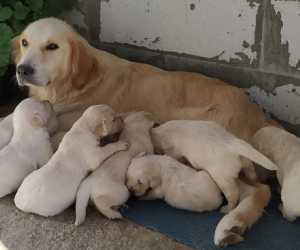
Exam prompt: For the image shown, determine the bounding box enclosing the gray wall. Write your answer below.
[63,0,300,135]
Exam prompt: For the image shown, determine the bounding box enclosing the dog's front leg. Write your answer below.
[89,141,129,171]
[0,114,13,149]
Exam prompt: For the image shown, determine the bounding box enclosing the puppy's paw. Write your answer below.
[214,221,246,247]
[216,231,244,247]
[103,209,123,220]
[220,204,233,214]
[279,203,297,222]
[117,141,130,151]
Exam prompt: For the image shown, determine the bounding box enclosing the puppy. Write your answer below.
[14,105,128,216]
[151,120,277,212]
[252,126,300,221]
[214,180,271,247]
[0,98,58,198]
[75,112,154,225]
[127,154,223,212]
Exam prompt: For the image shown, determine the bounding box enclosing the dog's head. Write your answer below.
[81,105,124,138]
[13,17,99,90]
[13,98,59,134]
[123,111,158,130]
[126,156,161,197]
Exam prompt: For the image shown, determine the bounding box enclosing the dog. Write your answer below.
[127,154,223,212]
[151,120,277,212]
[0,98,58,198]
[75,112,154,225]
[252,126,300,221]
[14,105,128,216]
[8,17,281,144]
[214,180,271,247]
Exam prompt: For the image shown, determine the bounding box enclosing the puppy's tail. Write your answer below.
[228,138,277,171]
[75,178,91,226]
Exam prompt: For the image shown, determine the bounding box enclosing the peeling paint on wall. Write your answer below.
[247,84,300,124]
[100,0,258,65]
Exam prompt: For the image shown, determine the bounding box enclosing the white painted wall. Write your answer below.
[100,0,258,63]
[99,0,300,125]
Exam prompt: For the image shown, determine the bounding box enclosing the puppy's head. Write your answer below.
[13,98,58,134]
[13,17,99,90]
[82,105,124,138]
[126,156,161,197]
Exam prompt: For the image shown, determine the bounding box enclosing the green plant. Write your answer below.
[0,0,74,76]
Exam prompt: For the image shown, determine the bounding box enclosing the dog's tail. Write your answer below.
[228,138,277,171]
[75,178,91,226]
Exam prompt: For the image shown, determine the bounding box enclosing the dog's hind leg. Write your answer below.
[93,195,123,220]
[209,169,239,213]
[75,179,91,226]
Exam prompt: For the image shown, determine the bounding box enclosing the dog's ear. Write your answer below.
[95,119,108,137]
[149,175,161,188]
[31,113,46,128]
[11,35,21,64]
[69,39,100,90]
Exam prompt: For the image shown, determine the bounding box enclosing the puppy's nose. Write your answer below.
[17,64,35,77]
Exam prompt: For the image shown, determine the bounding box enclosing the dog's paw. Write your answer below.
[220,205,233,214]
[279,203,297,222]
[215,223,246,247]
[117,141,130,150]
[216,231,244,247]
[104,210,123,220]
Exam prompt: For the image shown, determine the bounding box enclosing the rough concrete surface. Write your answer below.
[0,196,192,250]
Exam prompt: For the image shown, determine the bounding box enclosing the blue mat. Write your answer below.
[122,191,300,250]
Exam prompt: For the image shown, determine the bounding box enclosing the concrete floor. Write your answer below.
[0,196,192,250]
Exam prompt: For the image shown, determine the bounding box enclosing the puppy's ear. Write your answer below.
[149,175,161,188]
[31,113,46,128]
[11,35,21,64]
[95,119,108,137]
[69,39,100,90]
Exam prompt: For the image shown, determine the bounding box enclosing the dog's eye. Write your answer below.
[21,39,28,47]
[46,43,59,51]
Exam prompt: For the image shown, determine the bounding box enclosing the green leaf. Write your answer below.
[0,66,8,77]
[0,6,13,21]
[14,1,30,20]
[0,23,14,45]
[0,43,11,68]
[26,0,44,12]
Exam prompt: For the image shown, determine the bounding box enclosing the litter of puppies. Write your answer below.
[0,98,297,247]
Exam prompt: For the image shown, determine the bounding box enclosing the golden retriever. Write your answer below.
[10,17,280,142]
[151,120,277,212]
[14,105,128,217]
[75,112,154,225]
[0,98,57,198]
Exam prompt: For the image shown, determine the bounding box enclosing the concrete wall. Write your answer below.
[64,0,300,135]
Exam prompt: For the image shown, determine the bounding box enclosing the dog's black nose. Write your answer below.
[17,64,34,77]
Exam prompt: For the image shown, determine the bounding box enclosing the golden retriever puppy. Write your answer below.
[252,126,300,221]
[75,112,154,225]
[214,180,271,247]
[14,105,128,217]
[151,120,277,213]
[0,98,58,198]
[127,154,223,212]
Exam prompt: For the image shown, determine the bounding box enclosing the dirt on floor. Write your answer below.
[0,196,192,250]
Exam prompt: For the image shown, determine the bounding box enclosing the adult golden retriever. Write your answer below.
[12,18,280,141]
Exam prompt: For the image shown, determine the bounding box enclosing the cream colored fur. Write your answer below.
[75,112,154,225]
[14,105,128,216]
